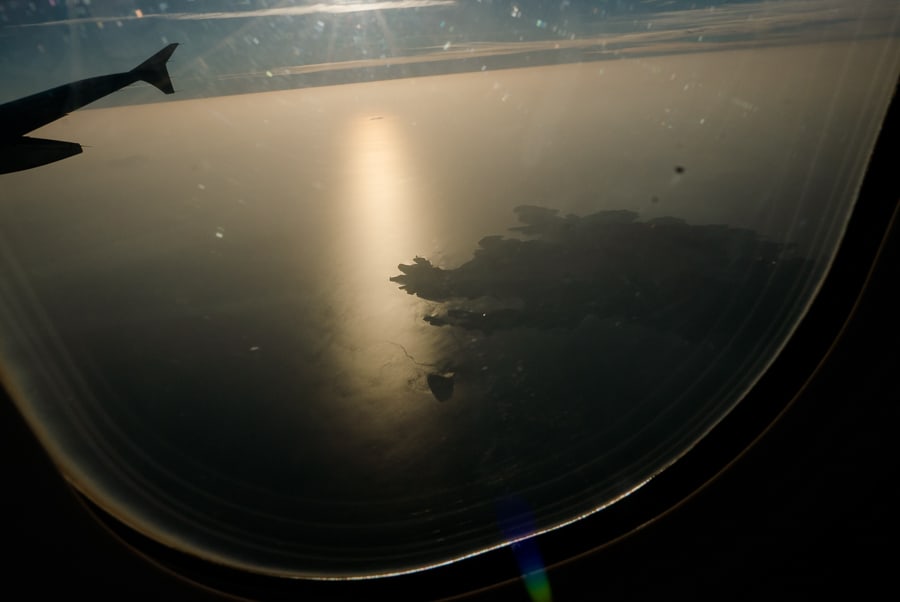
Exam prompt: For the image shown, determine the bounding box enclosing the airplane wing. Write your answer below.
[0,44,178,140]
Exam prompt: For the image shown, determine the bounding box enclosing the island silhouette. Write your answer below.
[392,205,812,402]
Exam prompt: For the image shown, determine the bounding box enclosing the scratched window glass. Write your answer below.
[0,0,897,578]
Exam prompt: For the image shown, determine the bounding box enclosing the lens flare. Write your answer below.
[498,496,553,602]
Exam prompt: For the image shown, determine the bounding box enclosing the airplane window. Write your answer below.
[1,0,898,583]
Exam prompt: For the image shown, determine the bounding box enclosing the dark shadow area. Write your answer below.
[0,44,177,174]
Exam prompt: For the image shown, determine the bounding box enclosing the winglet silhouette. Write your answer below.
[131,43,179,95]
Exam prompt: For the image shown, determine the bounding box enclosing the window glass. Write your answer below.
[1,0,897,577]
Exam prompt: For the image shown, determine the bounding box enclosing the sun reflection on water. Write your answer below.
[319,113,453,461]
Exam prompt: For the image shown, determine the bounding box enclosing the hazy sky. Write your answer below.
[1,0,897,102]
